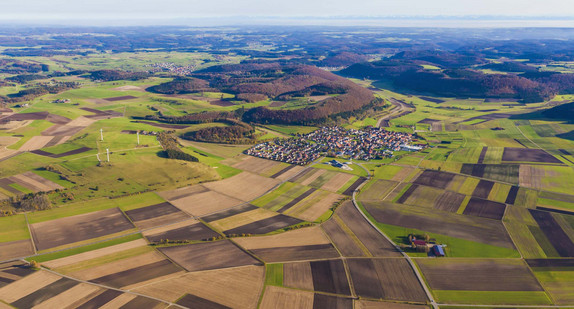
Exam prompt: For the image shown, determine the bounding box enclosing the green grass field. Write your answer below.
[264,263,284,287]
[0,215,30,242]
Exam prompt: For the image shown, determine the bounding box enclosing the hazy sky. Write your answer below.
[2,0,574,24]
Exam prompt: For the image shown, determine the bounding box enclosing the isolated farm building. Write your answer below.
[412,240,427,246]
[432,245,445,257]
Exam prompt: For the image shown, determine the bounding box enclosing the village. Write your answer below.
[245,126,420,165]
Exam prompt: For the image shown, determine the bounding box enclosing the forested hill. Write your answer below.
[148,61,375,125]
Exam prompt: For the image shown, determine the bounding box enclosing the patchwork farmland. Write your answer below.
[1,28,574,309]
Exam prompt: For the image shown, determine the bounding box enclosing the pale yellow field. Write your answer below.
[99,293,137,309]
[233,226,330,250]
[18,136,53,151]
[133,265,264,309]
[169,190,243,216]
[33,283,100,309]
[232,156,281,175]
[0,271,61,303]
[300,169,326,186]
[275,165,306,181]
[260,286,314,309]
[286,191,343,221]
[43,239,148,269]
[204,172,281,202]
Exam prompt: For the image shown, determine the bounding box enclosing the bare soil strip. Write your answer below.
[158,185,210,201]
[342,177,367,196]
[0,239,34,261]
[31,147,92,158]
[477,147,488,164]
[505,185,520,204]
[11,277,78,308]
[33,283,100,309]
[119,296,166,309]
[76,289,123,309]
[223,215,303,236]
[159,240,259,272]
[397,184,418,204]
[321,219,365,257]
[43,239,147,269]
[250,244,340,263]
[125,202,182,222]
[30,208,134,251]
[271,165,296,178]
[146,222,218,243]
[201,204,258,222]
[526,258,574,268]
[133,265,264,309]
[105,96,137,101]
[346,259,383,299]
[176,294,231,309]
[0,271,61,303]
[471,179,495,199]
[413,170,455,189]
[313,294,353,309]
[529,209,574,257]
[433,191,465,213]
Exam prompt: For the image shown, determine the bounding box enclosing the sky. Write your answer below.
[2,0,574,25]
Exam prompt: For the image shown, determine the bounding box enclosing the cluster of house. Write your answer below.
[301,126,415,161]
[246,126,421,165]
[146,62,197,75]
[245,138,322,165]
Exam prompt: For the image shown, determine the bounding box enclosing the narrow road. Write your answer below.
[352,161,439,309]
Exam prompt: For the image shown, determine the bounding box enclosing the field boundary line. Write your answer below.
[36,265,188,309]
[24,213,37,254]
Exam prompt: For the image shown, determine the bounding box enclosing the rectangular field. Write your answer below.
[502,147,562,164]
[124,202,190,229]
[133,266,264,309]
[347,258,427,302]
[416,258,544,291]
[159,240,259,272]
[30,208,134,251]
